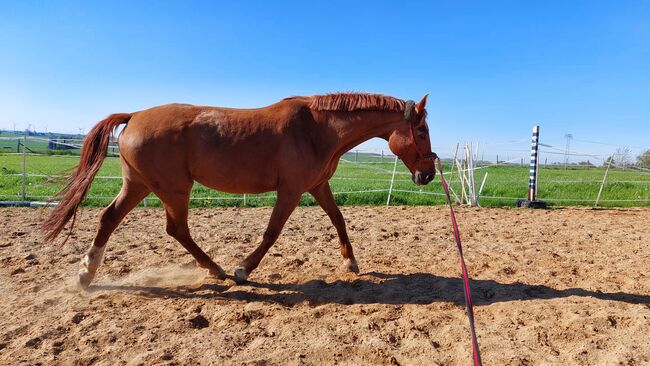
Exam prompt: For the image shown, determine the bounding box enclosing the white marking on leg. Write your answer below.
[78,244,106,289]
[344,258,359,273]
[234,267,249,284]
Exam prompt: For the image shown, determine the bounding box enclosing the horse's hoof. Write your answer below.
[345,259,360,273]
[233,267,249,284]
[204,264,227,280]
[198,261,227,281]
[78,269,94,290]
[210,268,228,281]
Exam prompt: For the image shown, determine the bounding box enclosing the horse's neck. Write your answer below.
[325,110,403,157]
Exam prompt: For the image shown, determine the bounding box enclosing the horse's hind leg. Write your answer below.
[78,179,150,289]
[159,190,227,280]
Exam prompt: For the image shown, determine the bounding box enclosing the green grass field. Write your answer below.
[0,132,119,156]
[1,151,649,208]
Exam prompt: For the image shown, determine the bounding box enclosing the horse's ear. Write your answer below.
[415,94,428,114]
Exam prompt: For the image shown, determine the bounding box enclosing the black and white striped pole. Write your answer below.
[529,125,539,201]
[517,125,547,208]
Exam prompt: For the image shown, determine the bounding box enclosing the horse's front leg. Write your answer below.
[234,189,301,283]
[310,182,359,273]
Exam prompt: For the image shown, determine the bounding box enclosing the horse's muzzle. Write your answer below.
[413,170,435,185]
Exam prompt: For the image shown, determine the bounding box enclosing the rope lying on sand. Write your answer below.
[437,158,483,366]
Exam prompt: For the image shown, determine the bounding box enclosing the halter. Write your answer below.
[404,100,438,163]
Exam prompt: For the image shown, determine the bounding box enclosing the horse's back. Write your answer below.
[117,99,316,193]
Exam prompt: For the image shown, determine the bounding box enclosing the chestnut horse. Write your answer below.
[42,93,437,288]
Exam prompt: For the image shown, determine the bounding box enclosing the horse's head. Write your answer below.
[386,94,437,185]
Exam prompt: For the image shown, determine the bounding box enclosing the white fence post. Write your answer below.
[477,172,488,206]
[456,157,467,204]
[595,153,614,207]
[22,135,27,200]
[386,155,399,206]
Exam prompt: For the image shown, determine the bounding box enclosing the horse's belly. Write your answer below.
[191,163,277,194]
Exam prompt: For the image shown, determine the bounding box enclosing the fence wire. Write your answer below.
[0,136,649,207]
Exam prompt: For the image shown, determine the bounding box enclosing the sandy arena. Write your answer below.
[1,206,649,365]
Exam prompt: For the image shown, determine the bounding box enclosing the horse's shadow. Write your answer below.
[91,271,650,307]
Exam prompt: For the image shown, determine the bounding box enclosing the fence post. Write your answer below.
[477,172,488,206]
[465,143,478,206]
[528,125,540,201]
[381,150,384,163]
[22,135,27,200]
[243,194,247,207]
[355,150,359,162]
[456,157,467,204]
[595,154,613,207]
[386,155,399,206]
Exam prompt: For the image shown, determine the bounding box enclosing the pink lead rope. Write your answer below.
[436,159,483,366]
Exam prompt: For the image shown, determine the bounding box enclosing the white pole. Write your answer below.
[471,143,477,205]
[449,142,459,188]
[450,143,461,204]
[464,143,471,204]
[472,142,478,206]
[465,143,477,206]
[386,155,399,206]
[595,154,613,207]
[448,182,461,205]
[22,135,27,200]
[477,172,488,206]
[456,157,467,205]
[243,194,247,207]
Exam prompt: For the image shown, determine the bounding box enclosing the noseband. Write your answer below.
[404,100,438,163]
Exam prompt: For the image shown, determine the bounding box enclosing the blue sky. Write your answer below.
[1,1,649,162]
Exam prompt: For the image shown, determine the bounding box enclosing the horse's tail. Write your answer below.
[42,113,132,243]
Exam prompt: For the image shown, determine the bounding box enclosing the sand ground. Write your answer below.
[1,206,649,365]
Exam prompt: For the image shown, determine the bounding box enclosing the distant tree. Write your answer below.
[637,149,650,168]
[578,160,594,166]
[613,147,632,169]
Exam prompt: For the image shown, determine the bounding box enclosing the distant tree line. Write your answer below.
[637,149,650,168]
[606,147,650,169]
